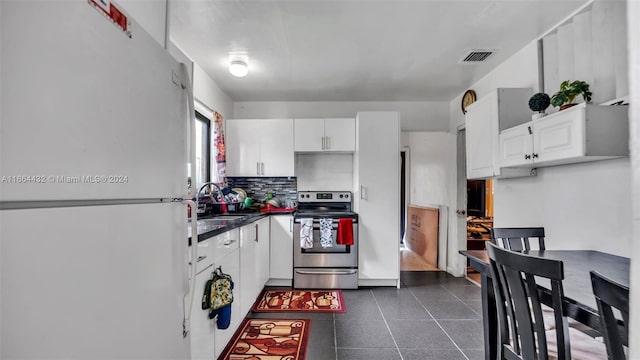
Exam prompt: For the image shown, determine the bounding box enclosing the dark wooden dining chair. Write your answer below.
[487,242,606,360]
[590,271,630,360]
[490,227,545,251]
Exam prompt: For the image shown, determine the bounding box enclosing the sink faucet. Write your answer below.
[197,182,223,204]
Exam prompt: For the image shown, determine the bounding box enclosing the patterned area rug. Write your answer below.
[217,318,310,360]
[251,289,346,313]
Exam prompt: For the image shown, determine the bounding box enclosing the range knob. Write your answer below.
[345,194,349,198]
[339,194,344,198]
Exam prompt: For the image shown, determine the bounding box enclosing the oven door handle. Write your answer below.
[294,269,358,275]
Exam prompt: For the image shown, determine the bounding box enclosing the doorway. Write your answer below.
[399,149,441,272]
[457,128,495,282]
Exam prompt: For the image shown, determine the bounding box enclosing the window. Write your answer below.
[194,111,211,191]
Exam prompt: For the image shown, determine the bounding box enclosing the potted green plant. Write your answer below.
[528,92,550,120]
[550,80,592,110]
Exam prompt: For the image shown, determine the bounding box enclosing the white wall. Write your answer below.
[449,42,539,133]
[402,132,458,273]
[233,101,450,131]
[295,154,353,191]
[449,38,633,265]
[193,63,233,121]
[118,0,167,47]
[494,159,632,256]
[626,1,640,357]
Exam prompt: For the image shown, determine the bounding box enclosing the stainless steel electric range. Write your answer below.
[293,191,358,289]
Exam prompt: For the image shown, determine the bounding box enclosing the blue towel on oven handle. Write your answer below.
[319,218,333,248]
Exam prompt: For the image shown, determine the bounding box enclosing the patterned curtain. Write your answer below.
[213,111,226,183]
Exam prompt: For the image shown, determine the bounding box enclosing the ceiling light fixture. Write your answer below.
[229,60,249,77]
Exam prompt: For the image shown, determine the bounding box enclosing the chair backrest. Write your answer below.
[490,227,545,251]
[590,271,629,360]
[487,242,570,360]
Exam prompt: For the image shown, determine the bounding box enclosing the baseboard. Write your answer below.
[357,279,398,287]
[447,266,465,277]
[266,279,292,287]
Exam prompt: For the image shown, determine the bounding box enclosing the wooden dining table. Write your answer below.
[460,249,630,360]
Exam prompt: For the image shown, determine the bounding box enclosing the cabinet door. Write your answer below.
[356,112,400,282]
[255,218,271,290]
[499,123,533,167]
[294,118,324,151]
[226,120,261,176]
[213,248,241,358]
[260,119,294,176]
[269,215,293,280]
[239,223,258,317]
[465,95,498,179]
[191,265,216,360]
[324,118,356,151]
[533,111,585,163]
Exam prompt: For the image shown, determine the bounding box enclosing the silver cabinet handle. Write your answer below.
[321,136,325,150]
[257,162,260,176]
[255,224,259,242]
[326,136,330,150]
[295,269,357,275]
[290,217,293,232]
[223,239,237,246]
[261,162,265,175]
[188,255,207,265]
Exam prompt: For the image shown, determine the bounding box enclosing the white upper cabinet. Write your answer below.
[499,123,534,167]
[226,119,294,177]
[294,118,355,152]
[498,103,629,168]
[465,88,532,179]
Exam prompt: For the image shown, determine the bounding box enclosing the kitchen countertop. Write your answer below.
[188,210,294,244]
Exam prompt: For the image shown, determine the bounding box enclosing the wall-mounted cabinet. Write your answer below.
[465,88,532,179]
[226,119,294,177]
[499,103,629,168]
[294,118,355,152]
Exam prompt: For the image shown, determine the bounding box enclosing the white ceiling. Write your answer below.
[170,0,588,102]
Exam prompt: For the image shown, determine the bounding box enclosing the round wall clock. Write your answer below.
[461,89,477,114]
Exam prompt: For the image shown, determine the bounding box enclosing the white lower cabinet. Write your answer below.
[190,229,241,360]
[212,236,240,357]
[239,223,258,317]
[239,218,271,318]
[268,215,293,285]
[255,217,271,289]
[190,240,215,360]
[190,217,274,359]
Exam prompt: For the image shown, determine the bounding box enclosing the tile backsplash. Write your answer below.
[227,177,297,203]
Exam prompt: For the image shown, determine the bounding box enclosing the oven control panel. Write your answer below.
[298,191,352,203]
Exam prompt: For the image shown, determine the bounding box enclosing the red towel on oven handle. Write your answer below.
[337,218,354,245]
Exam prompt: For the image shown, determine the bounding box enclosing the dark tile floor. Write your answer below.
[248,272,484,360]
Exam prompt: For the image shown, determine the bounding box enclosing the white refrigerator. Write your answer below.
[1,1,199,358]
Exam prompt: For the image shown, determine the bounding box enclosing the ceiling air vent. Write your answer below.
[459,49,496,64]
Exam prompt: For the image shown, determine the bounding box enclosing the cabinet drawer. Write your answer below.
[194,239,214,274]
[212,229,240,263]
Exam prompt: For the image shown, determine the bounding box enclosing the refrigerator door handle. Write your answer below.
[180,62,196,198]
[182,198,197,338]
[180,61,198,338]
